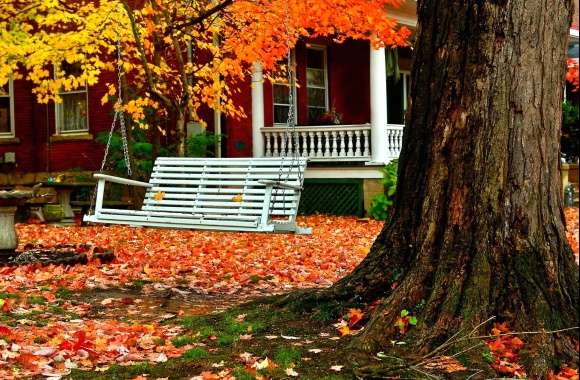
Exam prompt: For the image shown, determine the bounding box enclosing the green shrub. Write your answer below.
[97,129,222,180]
[186,133,222,157]
[369,160,398,220]
[562,100,579,162]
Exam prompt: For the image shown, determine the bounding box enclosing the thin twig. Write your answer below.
[421,316,496,360]
[458,326,579,342]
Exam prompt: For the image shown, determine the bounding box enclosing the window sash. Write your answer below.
[0,78,15,137]
[306,46,328,123]
[387,71,410,125]
[54,64,89,134]
[272,52,297,125]
[56,91,89,133]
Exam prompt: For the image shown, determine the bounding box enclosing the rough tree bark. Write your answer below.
[291,0,579,377]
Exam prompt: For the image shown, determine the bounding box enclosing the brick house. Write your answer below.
[1,0,578,215]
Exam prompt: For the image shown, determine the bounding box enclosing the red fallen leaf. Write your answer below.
[488,338,506,353]
[347,308,363,327]
[493,361,517,375]
[2,298,15,312]
[120,297,135,305]
[200,371,220,380]
[510,337,524,350]
[0,325,12,336]
[16,352,39,370]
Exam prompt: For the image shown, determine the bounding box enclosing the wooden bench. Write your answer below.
[84,157,310,234]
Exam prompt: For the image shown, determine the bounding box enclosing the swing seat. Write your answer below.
[83,157,311,234]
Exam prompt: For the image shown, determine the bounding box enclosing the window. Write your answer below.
[387,71,410,125]
[0,78,15,138]
[55,62,89,134]
[273,53,297,125]
[306,46,328,123]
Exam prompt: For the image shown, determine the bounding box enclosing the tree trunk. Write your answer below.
[176,110,187,157]
[320,0,578,376]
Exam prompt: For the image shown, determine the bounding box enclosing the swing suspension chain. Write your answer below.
[270,1,303,219]
[89,37,132,216]
[100,37,132,176]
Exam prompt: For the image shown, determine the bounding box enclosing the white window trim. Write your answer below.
[386,70,411,124]
[306,44,329,115]
[0,78,15,138]
[273,50,298,126]
[54,65,90,135]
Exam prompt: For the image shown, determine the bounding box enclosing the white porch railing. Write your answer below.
[260,123,404,163]
[386,124,404,159]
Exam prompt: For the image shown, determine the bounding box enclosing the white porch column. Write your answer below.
[251,61,265,157]
[369,45,389,164]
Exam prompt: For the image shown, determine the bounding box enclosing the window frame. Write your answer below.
[305,44,329,123]
[386,70,411,125]
[0,78,15,139]
[273,50,298,126]
[54,64,90,135]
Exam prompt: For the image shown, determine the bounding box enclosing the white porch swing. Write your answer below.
[84,18,311,234]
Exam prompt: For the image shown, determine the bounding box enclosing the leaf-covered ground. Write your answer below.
[0,211,577,379]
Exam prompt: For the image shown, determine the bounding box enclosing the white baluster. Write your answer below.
[331,131,337,157]
[323,131,330,157]
[355,130,362,157]
[287,133,294,155]
[386,129,393,157]
[363,129,370,157]
[347,130,354,157]
[307,132,314,156]
[397,129,403,156]
[300,132,307,156]
[280,132,286,156]
[273,132,279,156]
[314,132,321,157]
[339,131,346,157]
[265,133,272,157]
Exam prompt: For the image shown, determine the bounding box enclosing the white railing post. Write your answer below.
[260,124,372,161]
[370,44,389,164]
[265,134,272,156]
[251,62,265,157]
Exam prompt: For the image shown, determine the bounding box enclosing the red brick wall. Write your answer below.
[2,39,374,168]
[0,71,116,174]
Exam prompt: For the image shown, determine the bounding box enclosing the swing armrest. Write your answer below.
[94,173,152,188]
[258,180,302,191]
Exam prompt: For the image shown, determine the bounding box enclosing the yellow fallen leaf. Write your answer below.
[154,191,165,201]
[232,194,243,202]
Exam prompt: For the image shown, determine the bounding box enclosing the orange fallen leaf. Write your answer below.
[154,191,165,201]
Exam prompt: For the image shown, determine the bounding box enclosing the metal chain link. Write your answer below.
[89,37,132,216]
[269,1,304,220]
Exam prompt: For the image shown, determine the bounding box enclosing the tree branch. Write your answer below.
[119,0,173,109]
[165,0,233,34]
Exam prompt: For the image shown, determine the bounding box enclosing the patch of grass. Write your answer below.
[27,296,46,305]
[0,292,20,300]
[131,279,149,289]
[233,367,256,380]
[274,346,301,368]
[217,334,235,346]
[56,287,73,299]
[481,346,493,364]
[198,326,217,339]
[171,335,197,348]
[182,347,209,360]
